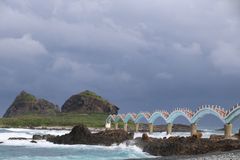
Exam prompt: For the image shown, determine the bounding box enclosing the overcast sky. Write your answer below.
[0,0,240,117]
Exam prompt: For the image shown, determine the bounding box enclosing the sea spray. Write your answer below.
[0,128,153,160]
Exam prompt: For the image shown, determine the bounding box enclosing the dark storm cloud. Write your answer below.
[0,0,240,116]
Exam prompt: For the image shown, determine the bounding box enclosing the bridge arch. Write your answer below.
[135,113,150,123]
[114,114,125,123]
[123,113,136,123]
[106,115,115,123]
[191,108,225,124]
[148,112,167,124]
[167,111,191,124]
[225,105,240,123]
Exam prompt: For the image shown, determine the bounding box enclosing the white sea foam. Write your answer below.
[0,128,69,145]
[134,130,224,139]
[1,139,153,159]
[0,128,231,160]
[5,128,69,136]
[0,128,224,153]
[0,128,154,159]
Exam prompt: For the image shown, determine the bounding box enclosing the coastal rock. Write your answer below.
[47,124,133,146]
[3,91,60,118]
[32,134,56,140]
[32,135,42,140]
[30,140,37,143]
[94,129,134,145]
[209,135,225,141]
[134,136,240,156]
[192,132,202,139]
[142,133,149,141]
[61,90,119,114]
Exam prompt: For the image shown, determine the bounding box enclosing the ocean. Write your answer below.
[0,128,239,160]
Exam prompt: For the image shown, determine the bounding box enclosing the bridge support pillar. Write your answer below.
[124,123,128,132]
[167,123,173,135]
[105,122,111,129]
[135,123,139,132]
[224,123,232,139]
[115,123,118,130]
[191,123,197,136]
[149,123,153,134]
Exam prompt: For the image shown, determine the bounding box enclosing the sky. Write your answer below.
[0,0,240,117]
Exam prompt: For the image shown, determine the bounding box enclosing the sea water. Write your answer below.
[0,128,152,160]
[0,128,239,160]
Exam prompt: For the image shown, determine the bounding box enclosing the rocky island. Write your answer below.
[0,90,118,128]
[62,90,119,114]
[47,124,133,146]
[3,91,60,117]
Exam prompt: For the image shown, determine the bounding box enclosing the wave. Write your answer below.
[0,128,226,160]
[134,130,224,139]
[0,128,155,160]
[0,128,224,145]
[4,128,69,136]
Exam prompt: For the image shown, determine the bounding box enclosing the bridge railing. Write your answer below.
[107,103,240,124]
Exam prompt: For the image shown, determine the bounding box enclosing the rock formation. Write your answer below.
[3,91,60,117]
[61,90,119,114]
[134,135,240,156]
[47,124,133,146]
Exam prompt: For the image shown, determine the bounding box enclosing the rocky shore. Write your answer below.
[47,124,133,146]
[45,125,240,157]
[134,133,240,156]
[6,124,239,157]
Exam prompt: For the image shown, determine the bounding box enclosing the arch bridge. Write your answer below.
[106,104,240,138]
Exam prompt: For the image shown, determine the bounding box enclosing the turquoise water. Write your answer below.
[0,128,153,160]
[0,145,151,160]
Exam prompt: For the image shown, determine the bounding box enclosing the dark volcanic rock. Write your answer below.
[30,140,37,143]
[134,136,240,156]
[192,132,203,139]
[32,134,56,140]
[61,90,119,114]
[32,135,42,140]
[209,135,225,141]
[3,91,60,118]
[142,133,149,141]
[47,124,133,146]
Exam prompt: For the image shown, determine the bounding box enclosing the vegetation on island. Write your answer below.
[62,90,119,114]
[79,90,108,104]
[0,113,108,128]
[0,90,121,128]
[0,113,132,128]
[3,91,60,118]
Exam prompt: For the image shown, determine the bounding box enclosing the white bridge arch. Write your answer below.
[106,104,240,138]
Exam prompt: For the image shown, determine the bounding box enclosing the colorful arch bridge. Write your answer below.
[105,104,240,138]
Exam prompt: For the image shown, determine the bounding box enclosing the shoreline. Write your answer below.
[1,126,240,158]
[0,126,106,133]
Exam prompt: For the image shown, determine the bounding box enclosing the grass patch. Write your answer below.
[15,91,36,102]
[0,113,109,128]
[80,90,108,104]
